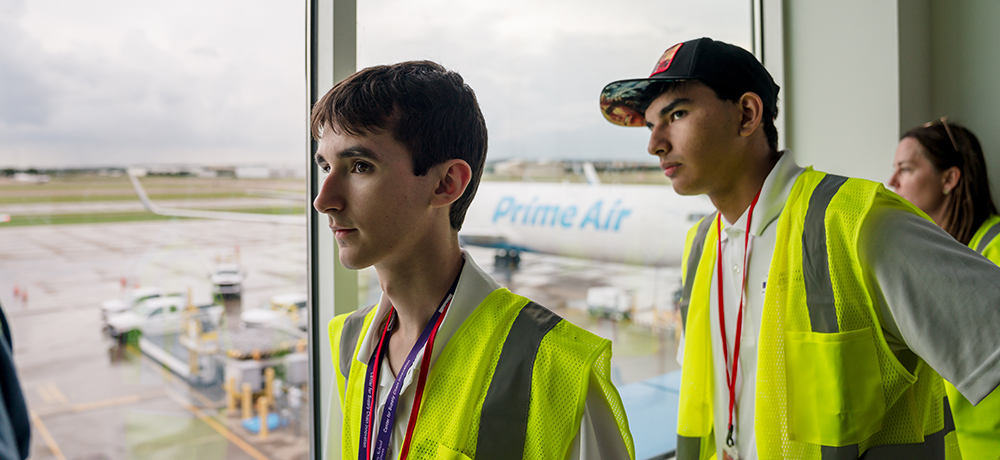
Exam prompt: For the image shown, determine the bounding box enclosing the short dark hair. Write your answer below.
[636,80,779,153]
[311,61,488,230]
[903,120,997,245]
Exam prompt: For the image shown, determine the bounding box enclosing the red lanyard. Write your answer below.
[397,308,446,459]
[360,279,456,460]
[715,189,761,448]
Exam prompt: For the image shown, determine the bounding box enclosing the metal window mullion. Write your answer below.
[309,0,357,458]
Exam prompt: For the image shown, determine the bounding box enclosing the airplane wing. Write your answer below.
[457,227,515,250]
[244,189,306,201]
[126,170,304,225]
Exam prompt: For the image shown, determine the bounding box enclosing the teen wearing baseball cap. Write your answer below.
[601,37,1000,460]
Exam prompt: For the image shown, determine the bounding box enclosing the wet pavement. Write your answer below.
[1,219,680,459]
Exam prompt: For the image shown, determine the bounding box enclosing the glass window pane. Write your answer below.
[346,1,751,459]
[1,1,309,458]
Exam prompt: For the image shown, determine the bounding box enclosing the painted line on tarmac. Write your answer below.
[165,388,272,460]
[32,390,167,417]
[126,342,223,410]
[36,381,69,404]
[29,410,67,460]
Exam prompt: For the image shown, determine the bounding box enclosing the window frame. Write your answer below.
[305,0,774,457]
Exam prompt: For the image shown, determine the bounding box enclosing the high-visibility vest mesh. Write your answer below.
[970,214,1000,261]
[330,288,633,459]
[585,336,634,457]
[524,319,634,458]
[678,169,957,460]
[946,215,1000,457]
[676,218,718,442]
[339,305,377,457]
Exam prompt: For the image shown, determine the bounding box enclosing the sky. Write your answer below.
[0,0,750,169]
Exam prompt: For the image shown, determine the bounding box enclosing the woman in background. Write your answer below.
[888,117,1000,457]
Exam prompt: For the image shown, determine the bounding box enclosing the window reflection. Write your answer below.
[349,2,751,459]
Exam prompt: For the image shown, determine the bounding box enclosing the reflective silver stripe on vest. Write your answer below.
[943,395,957,434]
[832,428,947,459]
[820,444,859,459]
[675,434,701,460]
[680,214,718,329]
[802,174,848,333]
[338,303,377,380]
[476,301,561,460]
[976,220,1000,254]
[818,392,956,459]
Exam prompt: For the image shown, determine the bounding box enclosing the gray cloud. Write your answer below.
[0,0,305,168]
[1,0,750,168]
[358,0,752,162]
[0,0,52,127]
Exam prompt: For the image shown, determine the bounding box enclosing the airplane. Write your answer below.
[126,166,715,269]
[462,180,714,268]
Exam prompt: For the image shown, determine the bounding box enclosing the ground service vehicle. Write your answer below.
[106,295,223,340]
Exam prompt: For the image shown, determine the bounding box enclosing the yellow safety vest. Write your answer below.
[675,169,960,460]
[328,288,635,460]
[969,214,1000,263]
[945,214,1000,458]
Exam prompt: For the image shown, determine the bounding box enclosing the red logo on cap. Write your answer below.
[650,43,683,77]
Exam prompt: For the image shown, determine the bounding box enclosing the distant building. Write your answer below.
[235,166,270,179]
[492,159,566,179]
[12,172,51,184]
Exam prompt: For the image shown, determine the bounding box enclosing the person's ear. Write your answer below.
[737,92,764,138]
[430,159,472,208]
[942,166,961,195]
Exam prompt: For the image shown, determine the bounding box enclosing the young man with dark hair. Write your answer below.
[315,61,633,460]
[600,38,1000,459]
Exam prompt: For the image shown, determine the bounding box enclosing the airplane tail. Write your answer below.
[583,162,601,185]
[125,169,304,225]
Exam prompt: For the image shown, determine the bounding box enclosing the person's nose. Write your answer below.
[313,172,345,215]
[887,170,900,190]
[647,124,670,159]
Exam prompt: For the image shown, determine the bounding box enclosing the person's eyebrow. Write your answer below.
[315,145,381,165]
[337,145,380,162]
[646,98,691,128]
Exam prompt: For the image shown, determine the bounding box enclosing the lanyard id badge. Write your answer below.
[358,274,460,460]
[723,441,740,460]
[715,189,761,460]
[721,419,739,460]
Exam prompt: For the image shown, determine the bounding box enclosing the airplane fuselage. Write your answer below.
[462,181,715,267]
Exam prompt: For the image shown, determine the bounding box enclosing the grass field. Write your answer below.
[1,206,305,227]
[1,166,664,227]
[0,174,306,226]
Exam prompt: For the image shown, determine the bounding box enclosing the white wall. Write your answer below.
[773,0,1000,205]
[930,0,1000,207]
[898,0,932,133]
[779,1,902,183]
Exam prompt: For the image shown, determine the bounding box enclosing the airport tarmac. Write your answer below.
[2,197,301,216]
[0,218,681,459]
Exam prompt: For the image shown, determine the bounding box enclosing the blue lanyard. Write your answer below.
[358,276,459,460]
